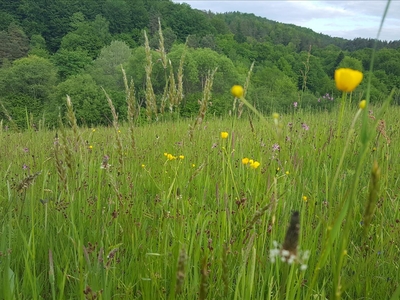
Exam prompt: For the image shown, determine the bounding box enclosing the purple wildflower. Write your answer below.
[302,123,309,131]
[293,102,298,108]
[272,143,280,152]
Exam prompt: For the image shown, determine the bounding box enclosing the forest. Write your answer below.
[0,0,399,128]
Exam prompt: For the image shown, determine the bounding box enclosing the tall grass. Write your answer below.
[1,102,399,299]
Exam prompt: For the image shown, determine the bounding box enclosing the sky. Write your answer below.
[172,1,400,41]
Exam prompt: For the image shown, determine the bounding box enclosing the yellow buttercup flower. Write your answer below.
[231,85,244,98]
[167,153,176,160]
[221,132,229,139]
[250,161,260,169]
[272,113,279,119]
[242,157,249,165]
[302,195,308,202]
[334,68,363,92]
[359,100,366,109]
[179,155,184,160]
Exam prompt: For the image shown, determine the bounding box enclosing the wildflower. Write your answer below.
[164,152,168,156]
[118,130,121,133]
[242,157,249,165]
[359,100,366,110]
[192,164,195,168]
[250,161,260,169]
[293,102,298,108]
[231,85,244,98]
[179,155,184,160]
[22,164,29,170]
[302,196,308,202]
[23,147,29,153]
[167,153,176,160]
[272,113,279,119]
[272,143,280,152]
[220,132,229,139]
[301,123,309,131]
[141,164,145,168]
[89,145,93,149]
[286,171,290,175]
[249,159,254,165]
[334,68,363,92]
[92,129,96,132]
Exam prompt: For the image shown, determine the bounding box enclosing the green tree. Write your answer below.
[60,13,111,58]
[88,40,132,90]
[0,23,29,65]
[51,74,111,126]
[0,55,58,127]
[338,56,363,71]
[52,49,93,80]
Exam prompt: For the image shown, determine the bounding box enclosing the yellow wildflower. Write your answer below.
[272,113,279,119]
[359,100,366,109]
[231,85,244,98]
[302,195,308,202]
[167,154,176,160]
[89,145,93,149]
[179,155,184,160]
[242,157,249,165]
[221,132,229,139]
[334,68,363,92]
[285,171,290,175]
[250,161,260,169]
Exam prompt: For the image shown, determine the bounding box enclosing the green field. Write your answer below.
[1,97,399,299]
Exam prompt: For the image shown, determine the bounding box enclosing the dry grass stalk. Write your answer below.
[121,66,136,150]
[58,116,75,174]
[157,18,168,70]
[300,45,312,94]
[167,62,177,112]
[238,61,255,118]
[144,31,158,121]
[53,132,68,191]
[189,68,217,139]
[66,95,83,147]
[102,88,124,171]
[15,171,41,193]
[176,40,187,108]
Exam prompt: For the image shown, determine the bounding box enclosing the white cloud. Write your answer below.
[172,0,400,41]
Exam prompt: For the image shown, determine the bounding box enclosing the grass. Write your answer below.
[1,102,400,299]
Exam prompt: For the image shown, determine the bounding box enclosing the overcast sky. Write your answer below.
[172,1,400,41]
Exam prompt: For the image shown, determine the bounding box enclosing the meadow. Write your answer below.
[1,93,399,299]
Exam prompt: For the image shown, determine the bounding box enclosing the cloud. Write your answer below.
[173,0,400,41]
